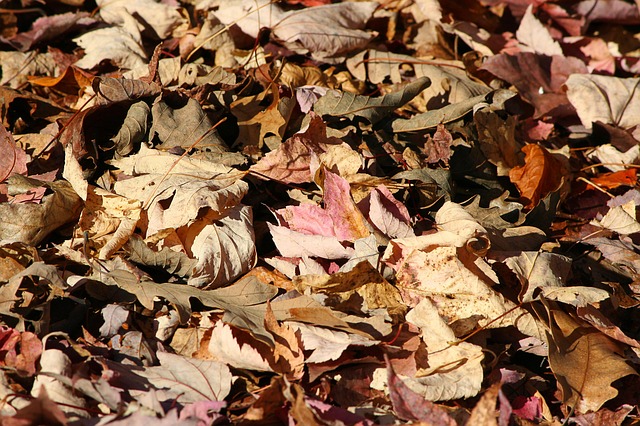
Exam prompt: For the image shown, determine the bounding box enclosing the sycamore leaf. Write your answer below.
[466,382,500,426]
[207,321,272,371]
[97,0,187,40]
[481,53,587,118]
[542,300,637,413]
[0,327,42,377]
[592,201,640,235]
[250,112,352,184]
[474,109,523,176]
[268,224,354,259]
[187,204,257,289]
[0,125,28,180]
[31,349,87,417]
[504,251,572,303]
[264,303,305,379]
[99,304,129,337]
[364,185,414,239]
[289,322,378,363]
[5,12,95,51]
[0,179,83,246]
[314,77,431,124]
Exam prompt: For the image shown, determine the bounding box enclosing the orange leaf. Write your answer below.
[588,168,637,191]
[509,144,567,209]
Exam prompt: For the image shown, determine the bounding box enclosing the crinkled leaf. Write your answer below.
[111,101,150,158]
[150,97,227,153]
[314,77,431,124]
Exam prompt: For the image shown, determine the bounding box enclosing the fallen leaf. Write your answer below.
[541,300,637,413]
[385,354,457,424]
[566,74,640,130]
[509,144,568,209]
[314,77,431,124]
[134,351,233,403]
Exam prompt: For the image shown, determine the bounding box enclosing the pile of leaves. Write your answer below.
[3,0,640,424]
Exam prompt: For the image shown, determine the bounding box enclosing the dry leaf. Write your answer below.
[542,300,637,413]
[509,144,568,209]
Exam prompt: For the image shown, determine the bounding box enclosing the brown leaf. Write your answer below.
[541,300,637,413]
[466,382,500,426]
[481,52,587,118]
[508,144,567,209]
[264,302,305,379]
[2,387,68,426]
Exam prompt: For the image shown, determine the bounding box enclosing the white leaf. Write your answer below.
[516,5,563,56]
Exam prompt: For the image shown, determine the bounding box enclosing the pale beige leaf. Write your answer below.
[74,12,146,70]
[289,322,378,364]
[207,321,272,371]
[386,243,544,340]
[188,205,257,289]
[565,74,640,130]
[0,179,83,246]
[541,286,610,307]
[97,0,187,39]
[135,351,233,403]
[504,251,572,303]
[113,171,248,237]
[592,201,640,235]
[403,299,484,401]
[516,5,563,56]
[214,0,377,62]
[76,186,142,260]
[31,349,87,417]
[268,224,354,259]
[466,382,500,426]
[585,144,639,172]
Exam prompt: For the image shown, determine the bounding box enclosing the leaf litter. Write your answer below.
[3,0,640,424]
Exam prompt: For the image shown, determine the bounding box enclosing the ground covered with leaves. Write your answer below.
[3,0,640,424]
